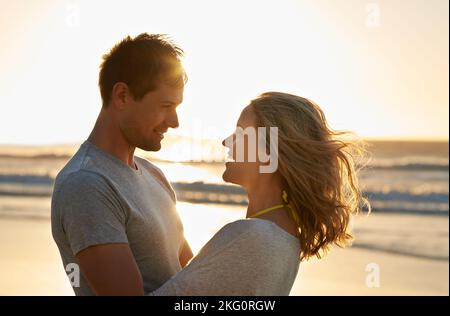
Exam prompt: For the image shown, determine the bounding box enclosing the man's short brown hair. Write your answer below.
[99,33,186,107]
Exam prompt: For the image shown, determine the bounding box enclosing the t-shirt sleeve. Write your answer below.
[53,170,129,255]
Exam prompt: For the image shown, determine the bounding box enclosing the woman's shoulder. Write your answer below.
[193,218,300,262]
[219,218,300,247]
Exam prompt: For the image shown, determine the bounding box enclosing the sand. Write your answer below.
[0,216,448,296]
[0,217,73,295]
[290,247,448,295]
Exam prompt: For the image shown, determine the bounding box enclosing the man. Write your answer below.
[51,33,193,296]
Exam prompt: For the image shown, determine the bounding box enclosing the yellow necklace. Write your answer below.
[249,190,295,219]
[248,204,287,218]
[248,190,301,239]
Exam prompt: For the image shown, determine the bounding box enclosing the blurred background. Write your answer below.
[0,0,448,295]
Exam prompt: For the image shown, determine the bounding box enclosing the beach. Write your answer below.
[0,207,448,296]
[0,217,73,295]
[0,0,448,298]
[0,140,448,295]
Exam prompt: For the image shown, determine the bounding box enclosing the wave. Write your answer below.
[0,153,72,160]
[365,191,448,203]
[1,177,448,215]
[172,182,449,205]
[1,176,448,203]
[0,174,54,185]
[1,154,448,171]
[166,160,449,172]
[365,163,449,172]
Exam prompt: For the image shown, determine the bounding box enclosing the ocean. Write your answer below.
[0,140,448,259]
[0,140,448,217]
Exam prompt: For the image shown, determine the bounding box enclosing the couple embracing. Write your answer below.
[51,33,369,296]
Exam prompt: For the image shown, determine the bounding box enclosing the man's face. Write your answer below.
[119,84,184,151]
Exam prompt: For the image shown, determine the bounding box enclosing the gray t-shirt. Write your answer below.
[148,218,301,296]
[51,140,185,295]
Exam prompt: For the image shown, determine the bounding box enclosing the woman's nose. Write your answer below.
[222,134,233,147]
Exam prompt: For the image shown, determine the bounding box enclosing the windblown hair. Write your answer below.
[99,33,187,107]
[251,92,371,261]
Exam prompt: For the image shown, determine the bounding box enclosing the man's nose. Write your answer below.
[167,112,179,129]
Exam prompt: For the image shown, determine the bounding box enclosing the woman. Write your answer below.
[150,91,370,296]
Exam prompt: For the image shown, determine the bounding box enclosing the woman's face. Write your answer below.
[221,106,261,188]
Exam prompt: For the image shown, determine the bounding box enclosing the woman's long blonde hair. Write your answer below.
[251,92,371,261]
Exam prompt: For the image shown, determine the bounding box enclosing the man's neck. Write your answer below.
[87,110,137,169]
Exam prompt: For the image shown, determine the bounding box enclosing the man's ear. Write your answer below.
[111,82,130,110]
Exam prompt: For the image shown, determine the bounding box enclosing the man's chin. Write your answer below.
[138,141,161,152]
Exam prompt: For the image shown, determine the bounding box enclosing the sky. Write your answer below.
[0,0,448,145]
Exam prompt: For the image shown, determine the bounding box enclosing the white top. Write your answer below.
[148,218,301,296]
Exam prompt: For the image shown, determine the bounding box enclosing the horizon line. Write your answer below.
[0,134,449,147]
[0,137,449,147]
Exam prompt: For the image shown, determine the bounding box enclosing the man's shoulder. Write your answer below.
[53,169,111,200]
[135,156,166,177]
[135,156,175,198]
[54,142,117,193]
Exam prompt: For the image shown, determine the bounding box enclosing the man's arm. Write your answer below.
[179,239,194,268]
[76,243,144,295]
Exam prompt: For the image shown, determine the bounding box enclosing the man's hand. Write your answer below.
[76,243,144,295]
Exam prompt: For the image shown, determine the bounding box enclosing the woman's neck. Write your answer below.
[245,176,299,238]
[245,177,284,218]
